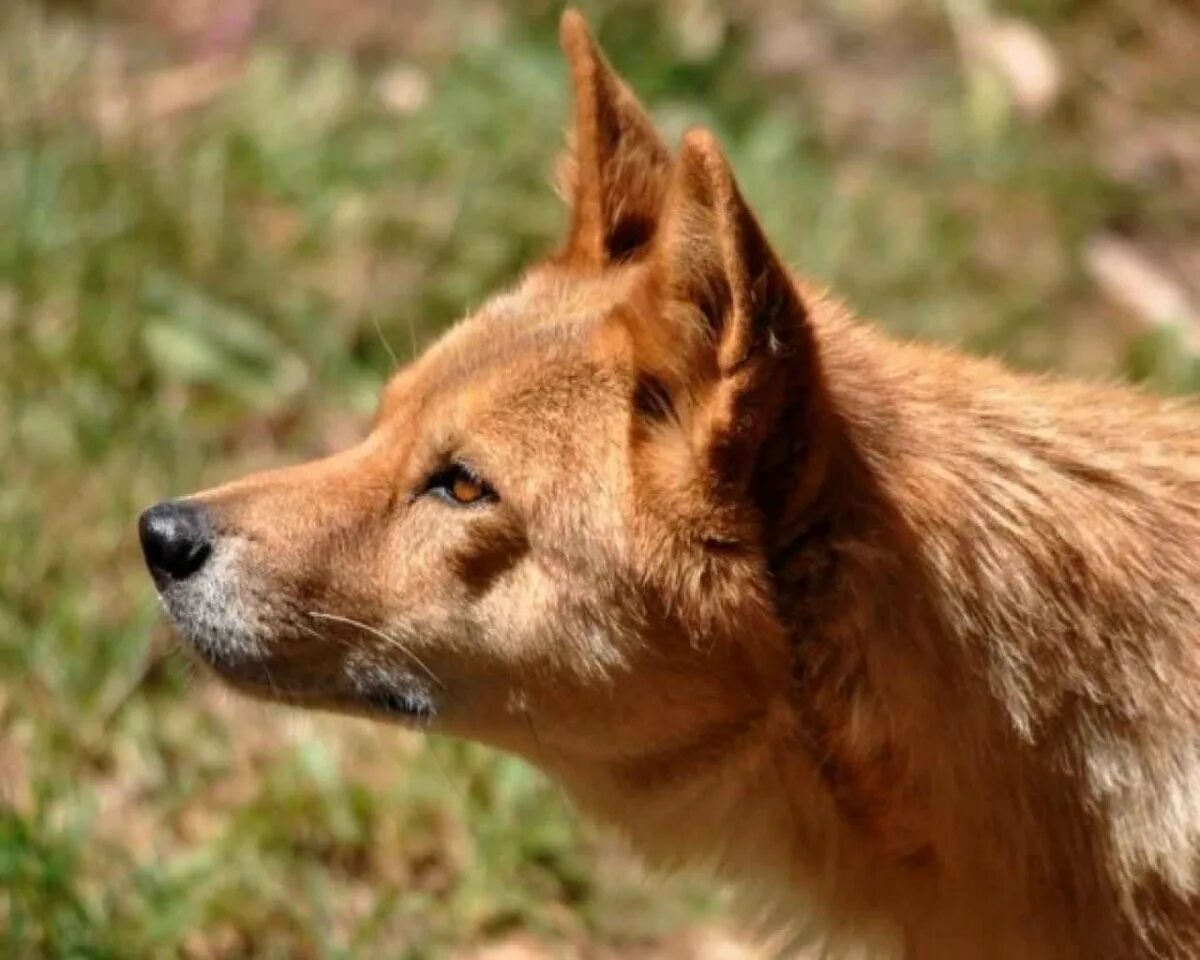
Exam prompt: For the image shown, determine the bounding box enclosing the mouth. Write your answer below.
[149,560,438,725]
[214,660,439,724]
[350,677,438,721]
[165,618,441,725]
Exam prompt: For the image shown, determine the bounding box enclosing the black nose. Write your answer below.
[139,500,213,584]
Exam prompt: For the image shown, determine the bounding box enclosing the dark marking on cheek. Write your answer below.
[449,519,530,596]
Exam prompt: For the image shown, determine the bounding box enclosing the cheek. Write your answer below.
[470,559,632,681]
[376,507,530,623]
[374,502,634,680]
[446,516,530,597]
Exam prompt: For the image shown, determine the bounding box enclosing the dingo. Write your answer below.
[140,11,1200,957]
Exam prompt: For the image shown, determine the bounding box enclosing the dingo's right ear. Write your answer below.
[557,9,672,268]
[627,129,828,540]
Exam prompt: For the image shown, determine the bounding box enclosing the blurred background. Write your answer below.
[1,0,1196,956]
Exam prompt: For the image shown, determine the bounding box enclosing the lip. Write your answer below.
[163,610,265,675]
[355,681,437,721]
[188,648,440,724]
[151,560,440,724]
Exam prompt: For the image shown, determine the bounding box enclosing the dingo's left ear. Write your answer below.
[557,9,672,267]
[636,129,825,509]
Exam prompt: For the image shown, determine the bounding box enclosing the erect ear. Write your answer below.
[634,128,825,510]
[556,9,672,268]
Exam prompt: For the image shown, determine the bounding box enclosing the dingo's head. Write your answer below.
[140,11,828,781]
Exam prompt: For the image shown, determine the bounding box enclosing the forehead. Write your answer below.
[377,267,641,425]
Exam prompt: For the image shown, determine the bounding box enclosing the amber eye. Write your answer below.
[426,463,495,506]
[450,473,485,504]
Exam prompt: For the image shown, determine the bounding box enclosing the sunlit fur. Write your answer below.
[154,11,1200,958]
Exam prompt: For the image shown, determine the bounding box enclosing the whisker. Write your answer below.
[261,661,280,699]
[295,619,355,650]
[306,610,445,689]
[520,699,571,807]
[372,310,401,370]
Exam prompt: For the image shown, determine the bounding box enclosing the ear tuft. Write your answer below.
[557,9,672,268]
[677,127,725,202]
[559,8,596,68]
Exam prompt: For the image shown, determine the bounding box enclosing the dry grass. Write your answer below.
[1,0,1196,956]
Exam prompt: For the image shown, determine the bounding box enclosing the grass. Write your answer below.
[1,0,1196,956]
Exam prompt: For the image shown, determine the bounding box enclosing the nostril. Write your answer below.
[138,500,213,584]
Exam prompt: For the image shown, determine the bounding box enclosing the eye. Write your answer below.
[425,463,496,506]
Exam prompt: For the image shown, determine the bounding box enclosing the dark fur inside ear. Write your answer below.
[607,212,657,263]
[632,371,676,423]
[557,9,672,268]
